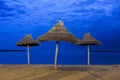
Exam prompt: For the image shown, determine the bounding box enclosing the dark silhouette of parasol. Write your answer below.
[76,33,101,65]
[16,34,39,64]
[37,20,79,69]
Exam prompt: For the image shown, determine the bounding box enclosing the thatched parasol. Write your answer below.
[16,34,39,64]
[38,20,79,69]
[76,33,101,65]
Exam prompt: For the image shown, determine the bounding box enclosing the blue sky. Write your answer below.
[0,0,120,64]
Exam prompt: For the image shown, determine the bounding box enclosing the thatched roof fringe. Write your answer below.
[77,33,101,45]
[38,20,79,44]
[17,34,39,46]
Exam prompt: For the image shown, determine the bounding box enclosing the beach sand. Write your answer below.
[0,65,119,80]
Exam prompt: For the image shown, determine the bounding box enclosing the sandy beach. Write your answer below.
[0,65,119,80]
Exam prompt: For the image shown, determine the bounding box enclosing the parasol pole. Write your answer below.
[54,41,59,70]
[27,45,30,64]
[87,45,90,65]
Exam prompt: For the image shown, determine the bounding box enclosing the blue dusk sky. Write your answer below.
[0,0,120,64]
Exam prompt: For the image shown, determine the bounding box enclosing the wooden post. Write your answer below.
[87,45,90,65]
[27,45,30,64]
[54,41,59,70]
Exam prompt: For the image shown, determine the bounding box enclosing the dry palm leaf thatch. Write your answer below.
[76,33,101,65]
[16,34,39,64]
[17,34,39,46]
[76,33,101,45]
[38,20,79,70]
[38,20,79,43]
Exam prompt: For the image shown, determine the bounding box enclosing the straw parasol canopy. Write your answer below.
[77,33,101,45]
[16,34,39,64]
[77,33,101,65]
[38,21,78,43]
[38,20,79,69]
[16,34,39,46]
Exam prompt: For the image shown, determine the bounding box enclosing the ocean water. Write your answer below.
[0,42,120,65]
[0,0,120,64]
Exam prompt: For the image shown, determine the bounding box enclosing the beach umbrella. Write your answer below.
[37,20,79,69]
[16,34,39,64]
[76,33,101,65]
